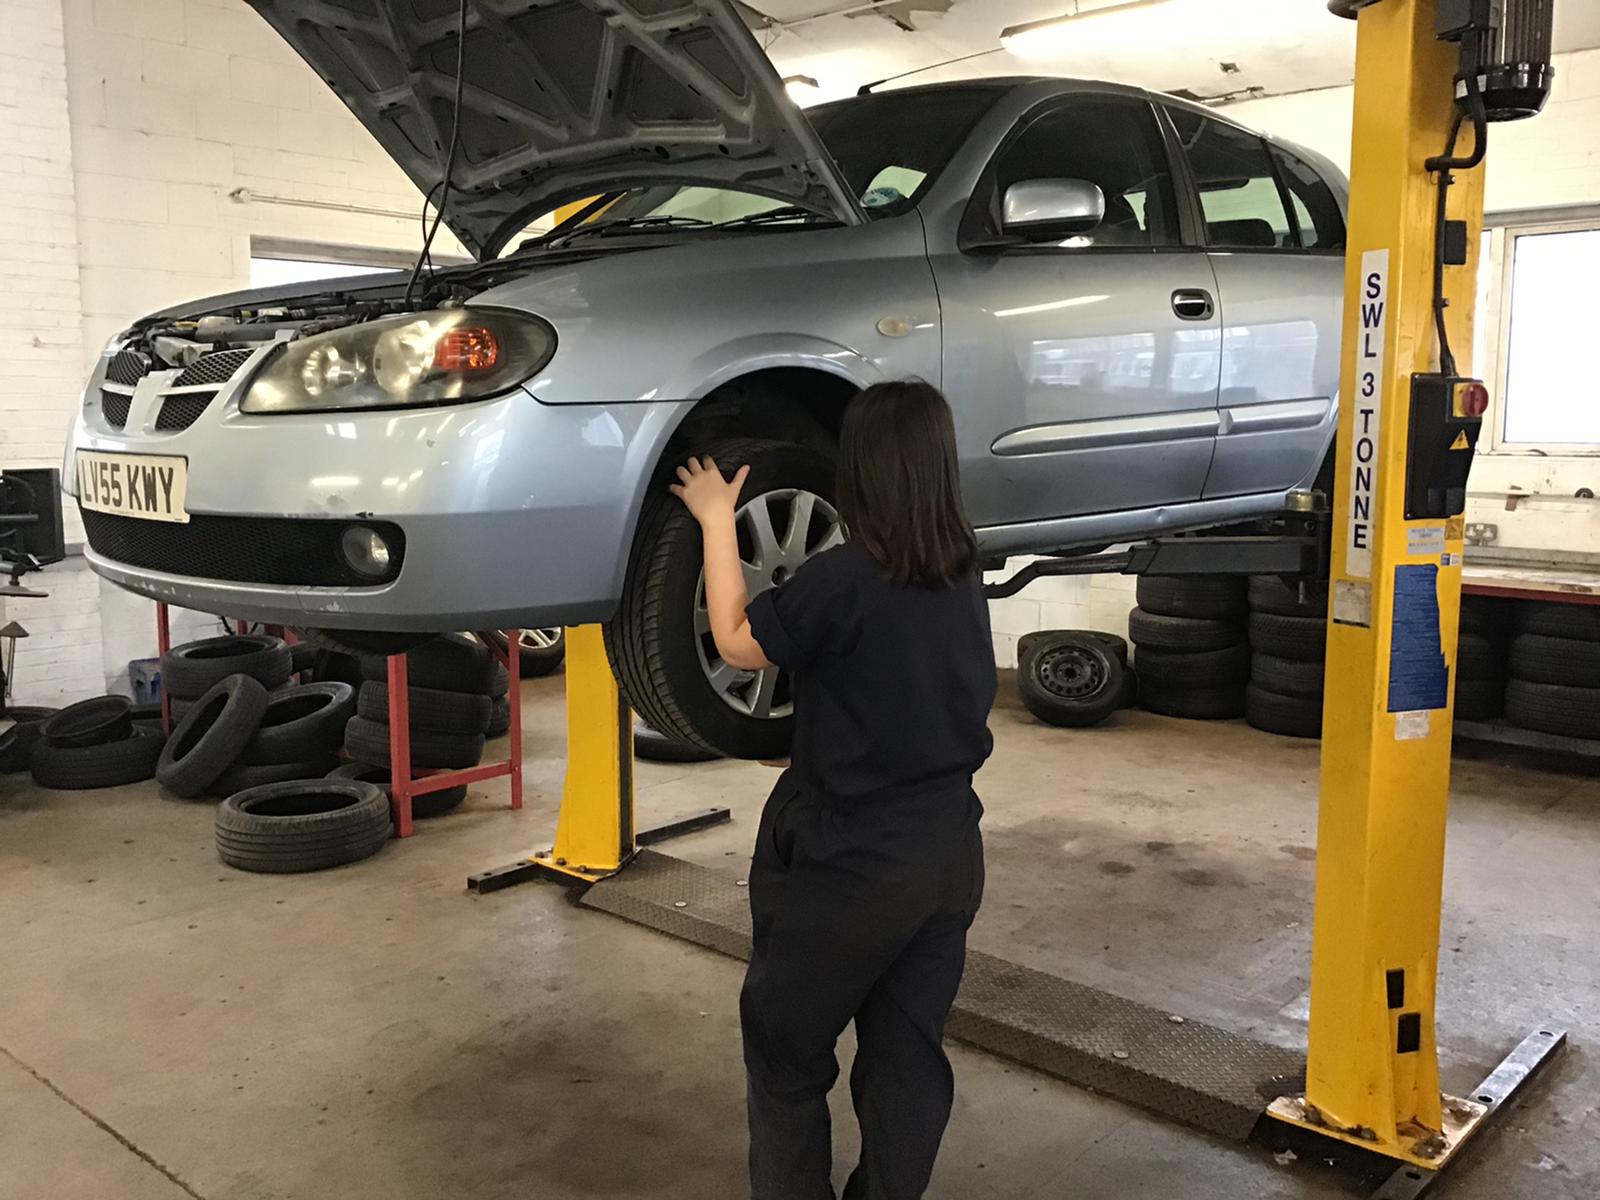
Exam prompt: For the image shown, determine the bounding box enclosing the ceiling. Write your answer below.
[746,0,1600,107]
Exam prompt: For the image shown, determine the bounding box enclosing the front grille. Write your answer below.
[101,391,132,429]
[175,349,254,387]
[155,393,216,431]
[81,510,405,587]
[105,350,151,387]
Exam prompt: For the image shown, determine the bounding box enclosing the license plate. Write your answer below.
[76,451,189,523]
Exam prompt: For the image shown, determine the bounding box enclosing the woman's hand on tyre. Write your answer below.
[670,456,749,525]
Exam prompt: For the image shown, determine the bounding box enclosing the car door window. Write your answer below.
[1271,145,1346,251]
[1168,109,1295,250]
[988,97,1181,249]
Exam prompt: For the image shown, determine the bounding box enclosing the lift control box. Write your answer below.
[1405,374,1488,520]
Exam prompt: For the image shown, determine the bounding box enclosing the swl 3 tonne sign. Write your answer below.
[1347,249,1389,580]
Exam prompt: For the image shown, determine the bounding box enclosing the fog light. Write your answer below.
[341,525,392,579]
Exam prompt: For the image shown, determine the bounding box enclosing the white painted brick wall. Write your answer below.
[0,0,105,705]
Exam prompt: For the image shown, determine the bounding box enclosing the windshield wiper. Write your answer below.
[542,215,716,248]
[715,206,840,229]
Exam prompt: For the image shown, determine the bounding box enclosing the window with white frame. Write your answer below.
[1475,215,1600,453]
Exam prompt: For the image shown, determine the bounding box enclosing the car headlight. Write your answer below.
[241,309,556,414]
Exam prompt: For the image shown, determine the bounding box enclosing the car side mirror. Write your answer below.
[1001,179,1107,242]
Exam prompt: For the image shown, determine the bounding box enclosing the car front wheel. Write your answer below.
[606,438,841,760]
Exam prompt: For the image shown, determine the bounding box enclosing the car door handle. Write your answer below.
[1172,289,1215,321]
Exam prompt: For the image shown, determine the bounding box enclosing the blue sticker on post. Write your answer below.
[1388,564,1450,713]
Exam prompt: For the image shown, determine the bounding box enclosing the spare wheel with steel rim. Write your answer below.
[1017,632,1126,729]
[606,439,841,760]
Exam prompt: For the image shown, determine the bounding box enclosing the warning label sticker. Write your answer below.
[1450,430,1472,451]
[1347,249,1389,580]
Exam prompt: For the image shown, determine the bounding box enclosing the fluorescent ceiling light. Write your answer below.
[1002,0,1174,56]
[783,74,822,102]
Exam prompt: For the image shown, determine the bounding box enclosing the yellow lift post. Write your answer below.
[468,625,730,892]
[1269,0,1566,1179]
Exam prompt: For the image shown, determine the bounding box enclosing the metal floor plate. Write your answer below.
[581,850,1303,1141]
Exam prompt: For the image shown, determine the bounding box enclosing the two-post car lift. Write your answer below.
[471,2,1567,1191]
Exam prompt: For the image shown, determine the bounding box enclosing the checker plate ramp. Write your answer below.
[580,850,1303,1140]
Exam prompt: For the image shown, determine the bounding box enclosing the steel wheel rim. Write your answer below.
[694,487,843,720]
[1037,645,1109,702]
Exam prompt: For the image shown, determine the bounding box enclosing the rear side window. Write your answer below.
[1168,108,1294,250]
[988,96,1181,248]
[1272,145,1346,251]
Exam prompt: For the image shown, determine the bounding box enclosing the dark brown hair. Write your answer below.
[837,380,979,588]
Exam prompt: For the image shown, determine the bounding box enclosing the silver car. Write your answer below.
[66,1,1346,758]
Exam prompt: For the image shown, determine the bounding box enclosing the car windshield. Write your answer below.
[504,86,1001,253]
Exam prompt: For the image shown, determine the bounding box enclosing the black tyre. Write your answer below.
[345,715,485,770]
[1133,644,1250,689]
[1460,596,1509,639]
[1456,632,1502,681]
[156,675,270,799]
[1252,653,1325,699]
[490,659,510,697]
[1128,609,1244,653]
[215,779,391,873]
[1455,678,1503,722]
[1512,602,1600,642]
[1504,679,1600,740]
[635,722,723,763]
[326,762,467,819]
[358,634,495,694]
[0,706,58,775]
[161,635,291,700]
[238,683,356,765]
[1139,680,1246,720]
[1248,576,1329,618]
[1245,685,1323,739]
[1019,629,1128,667]
[1116,668,1139,710]
[29,727,163,789]
[484,694,511,739]
[1135,575,1247,620]
[308,648,364,691]
[355,682,490,736]
[1017,633,1126,729]
[1248,612,1327,661]
[606,438,840,759]
[289,641,320,679]
[39,696,133,748]
[212,757,341,796]
[1507,633,1600,688]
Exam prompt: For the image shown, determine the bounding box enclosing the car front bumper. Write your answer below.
[69,366,692,631]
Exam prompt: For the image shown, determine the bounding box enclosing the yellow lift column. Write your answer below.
[468,625,731,892]
[1270,0,1564,1174]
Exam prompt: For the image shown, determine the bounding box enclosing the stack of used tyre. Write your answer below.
[1454,597,1508,723]
[155,672,356,799]
[347,635,492,817]
[1245,576,1329,739]
[1504,602,1600,741]
[1130,577,1250,721]
[479,629,565,741]
[27,697,164,789]
[163,634,295,722]
[0,705,58,777]
[1016,630,1134,729]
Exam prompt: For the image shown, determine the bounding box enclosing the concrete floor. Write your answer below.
[2,678,1596,1200]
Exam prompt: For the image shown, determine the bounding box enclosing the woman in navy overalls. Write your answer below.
[672,380,996,1200]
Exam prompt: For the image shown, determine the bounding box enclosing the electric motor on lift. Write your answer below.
[1330,0,1555,121]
